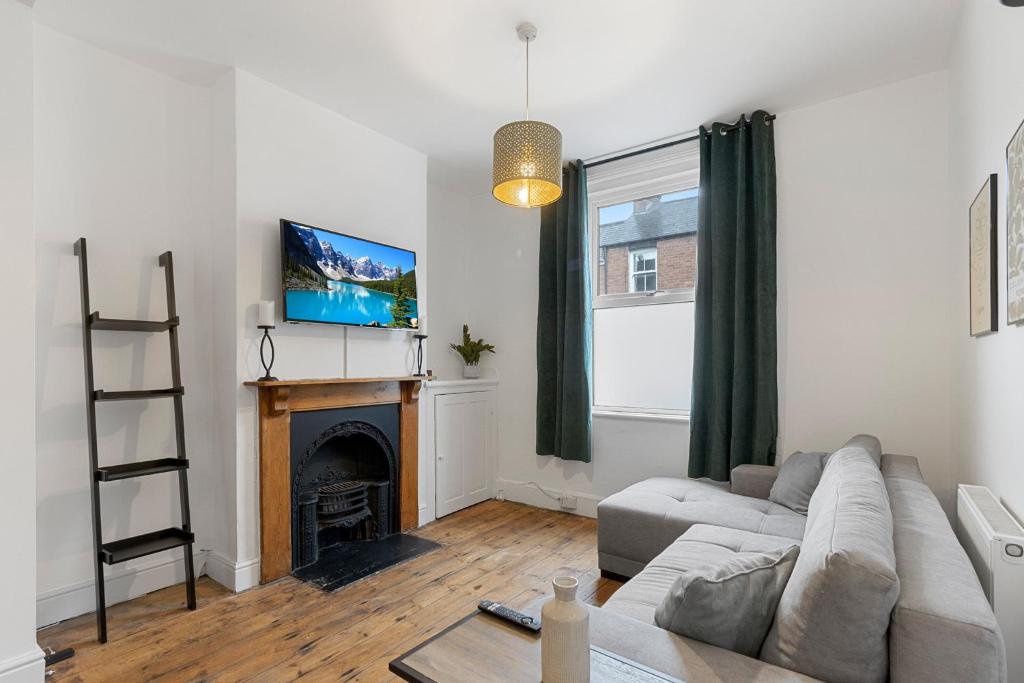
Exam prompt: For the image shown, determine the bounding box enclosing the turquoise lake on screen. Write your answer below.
[286,280,418,326]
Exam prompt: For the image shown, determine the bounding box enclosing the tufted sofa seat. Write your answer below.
[597,476,806,578]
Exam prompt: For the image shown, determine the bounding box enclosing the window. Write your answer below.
[629,247,657,293]
[588,142,700,418]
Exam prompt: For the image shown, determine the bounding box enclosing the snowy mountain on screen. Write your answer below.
[290,224,399,281]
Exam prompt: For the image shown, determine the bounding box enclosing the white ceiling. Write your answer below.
[33,0,962,190]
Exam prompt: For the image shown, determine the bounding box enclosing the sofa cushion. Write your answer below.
[760,445,899,683]
[769,451,827,514]
[604,525,802,626]
[598,478,806,576]
[881,455,1006,682]
[655,544,800,657]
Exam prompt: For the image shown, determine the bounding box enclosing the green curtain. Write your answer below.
[688,111,778,481]
[536,161,593,462]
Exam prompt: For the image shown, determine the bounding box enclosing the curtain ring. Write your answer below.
[764,117,772,127]
[719,128,727,136]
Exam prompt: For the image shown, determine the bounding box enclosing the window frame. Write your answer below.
[587,141,700,418]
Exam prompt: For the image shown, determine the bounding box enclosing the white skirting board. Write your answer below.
[36,549,207,629]
[203,552,260,593]
[495,478,602,519]
[0,648,45,683]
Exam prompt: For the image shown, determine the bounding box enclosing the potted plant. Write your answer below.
[450,324,495,378]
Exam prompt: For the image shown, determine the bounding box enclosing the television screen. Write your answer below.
[281,219,418,329]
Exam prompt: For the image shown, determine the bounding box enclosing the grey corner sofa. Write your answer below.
[595,435,1007,683]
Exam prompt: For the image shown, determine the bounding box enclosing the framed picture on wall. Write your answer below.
[1007,118,1024,325]
[970,173,998,337]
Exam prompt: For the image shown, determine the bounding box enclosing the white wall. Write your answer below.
[33,26,222,625]
[425,170,540,495]
[776,70,955,508]
[203,70,241,589]
[27,37,429,610]
[948,2,1024,523]
[0,2,44,679]
[229,70,428,581]
[431,71,957,516]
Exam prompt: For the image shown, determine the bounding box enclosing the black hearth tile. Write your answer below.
[292,533,441,592]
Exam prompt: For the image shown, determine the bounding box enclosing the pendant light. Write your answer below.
[492,22,563,208]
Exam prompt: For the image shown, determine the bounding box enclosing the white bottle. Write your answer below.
[541,576,591,683]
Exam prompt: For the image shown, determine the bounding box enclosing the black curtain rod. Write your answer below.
[584,114,777,169]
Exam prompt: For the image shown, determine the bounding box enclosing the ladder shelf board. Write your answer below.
[101,527,194,565]
[93,387,184,401]
[89,312,179,332]
[96,458,189,482]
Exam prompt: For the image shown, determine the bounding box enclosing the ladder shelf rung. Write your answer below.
[89,312,179,332]
[96,458,189,482]
[93,387,184,401]
[100,527,194,565]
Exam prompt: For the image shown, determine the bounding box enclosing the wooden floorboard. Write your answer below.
[38,501,621,682]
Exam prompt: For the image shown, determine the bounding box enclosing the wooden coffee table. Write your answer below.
[390,609,683,682]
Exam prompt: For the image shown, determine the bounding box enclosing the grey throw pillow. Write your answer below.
[769,451,828,514]
[654,544,800,657]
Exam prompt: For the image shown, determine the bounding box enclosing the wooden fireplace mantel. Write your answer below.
[245,376,424,583]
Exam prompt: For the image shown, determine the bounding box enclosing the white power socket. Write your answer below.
[560,494,578,510]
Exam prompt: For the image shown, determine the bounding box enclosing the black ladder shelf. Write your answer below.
[74,237,197,644]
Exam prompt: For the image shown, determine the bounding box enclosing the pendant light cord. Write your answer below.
[525,39,530,121]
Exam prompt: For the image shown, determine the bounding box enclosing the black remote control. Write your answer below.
[478,600,541,632]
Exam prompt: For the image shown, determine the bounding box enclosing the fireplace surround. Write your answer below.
[245,376,422,583]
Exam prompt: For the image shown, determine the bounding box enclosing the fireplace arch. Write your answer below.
[290,419,398,568]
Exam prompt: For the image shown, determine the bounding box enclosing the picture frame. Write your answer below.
[1007,118,1024,325]
[970,173,998,337]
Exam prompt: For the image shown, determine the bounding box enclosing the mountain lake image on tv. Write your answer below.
[281,220,418,329]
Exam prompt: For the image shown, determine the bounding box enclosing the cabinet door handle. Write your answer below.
[437,452,445,461]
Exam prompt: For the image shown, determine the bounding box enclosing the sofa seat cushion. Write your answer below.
[760,441,898,683]
[571,605,822,682]
[598,478,806,576]
[604,525,803,626]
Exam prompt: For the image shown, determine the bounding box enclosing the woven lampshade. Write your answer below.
[492,120,563,208]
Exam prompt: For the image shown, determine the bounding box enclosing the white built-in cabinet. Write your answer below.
[422,379,497,522]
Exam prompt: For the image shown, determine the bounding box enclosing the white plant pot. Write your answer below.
[541,576,590,683]
[462,364,481,379]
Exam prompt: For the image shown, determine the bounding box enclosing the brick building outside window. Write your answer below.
[597,189,697,296]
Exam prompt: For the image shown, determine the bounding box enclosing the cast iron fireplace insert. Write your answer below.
[288,404,437,591]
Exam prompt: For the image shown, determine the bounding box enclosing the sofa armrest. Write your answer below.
[730,464,778,499]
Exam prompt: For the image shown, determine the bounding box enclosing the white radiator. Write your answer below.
[956,484,1024,681]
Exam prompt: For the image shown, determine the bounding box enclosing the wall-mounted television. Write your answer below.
[280,219,418,329]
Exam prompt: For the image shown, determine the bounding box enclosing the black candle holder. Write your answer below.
[413,333,428,377]
[259,324,278,381]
